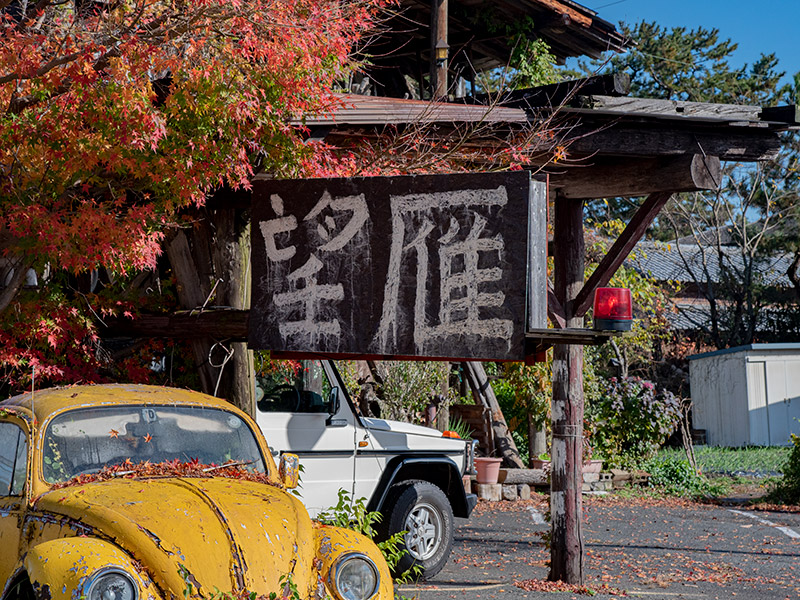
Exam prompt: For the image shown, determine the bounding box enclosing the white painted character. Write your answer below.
[273,255,344,344]
[376,186,514,355]
[260,189,370,348]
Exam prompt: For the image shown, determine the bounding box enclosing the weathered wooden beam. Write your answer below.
[574,95,764,122]
[551,154,721,199]
[565,124,781,162]
[759,104,800,124]
[572,191,673,318]
[430,0,448,99]
[474,73,630,109]
[499,468,548,486]
[550,194,585,584]
[547,281,567,329]
[101,310,249,340]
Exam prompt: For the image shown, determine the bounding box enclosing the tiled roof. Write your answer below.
[628,241,793,287]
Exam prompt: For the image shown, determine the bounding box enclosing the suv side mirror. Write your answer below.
[325,387,347,427]
[328,387,340,415]
[279,453,300,489]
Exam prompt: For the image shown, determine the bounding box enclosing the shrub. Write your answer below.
[377,361,451,423]
[642,455,724,498]
[316,489,420,582]
[769,433,800,504]
[587,376,681,467]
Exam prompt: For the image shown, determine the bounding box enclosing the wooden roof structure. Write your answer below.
[120,76,798,349]
[378,0,627,66]
[364,0,630,97]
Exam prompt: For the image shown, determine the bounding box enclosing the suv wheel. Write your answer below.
[383,481,454,580]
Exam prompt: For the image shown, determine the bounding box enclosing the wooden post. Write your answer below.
[436,361,450,432]
[549,195,585,584]
[430,0,448,99]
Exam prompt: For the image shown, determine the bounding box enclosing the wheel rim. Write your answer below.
[403,501,443,561]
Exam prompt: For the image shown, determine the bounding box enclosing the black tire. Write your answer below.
[381,480,454,580]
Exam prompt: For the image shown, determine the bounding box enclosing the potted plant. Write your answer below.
[474,456,503,484]
[531,452,550,470]
[583,432,603,473]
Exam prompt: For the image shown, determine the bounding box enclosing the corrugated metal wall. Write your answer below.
[690,346,800,447]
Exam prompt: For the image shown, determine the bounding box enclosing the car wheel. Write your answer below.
[383,481,454,580]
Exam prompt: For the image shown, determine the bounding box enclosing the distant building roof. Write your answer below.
[628,241,793,288]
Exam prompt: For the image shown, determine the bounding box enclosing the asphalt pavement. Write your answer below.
[399,494,800,600]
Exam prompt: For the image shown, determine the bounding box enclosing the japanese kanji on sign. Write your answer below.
[249,172,543,361]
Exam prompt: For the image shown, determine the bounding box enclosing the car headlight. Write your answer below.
[85,568,138,600]
[331,553,380,600]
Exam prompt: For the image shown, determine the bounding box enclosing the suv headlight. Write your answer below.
[330,553,380,600]
[84,568,138,600]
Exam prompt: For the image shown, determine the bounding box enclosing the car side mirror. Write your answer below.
[328,387,340,415]
[325,387,346,427]
[278,453,300,489]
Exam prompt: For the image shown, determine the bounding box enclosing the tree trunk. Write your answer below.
[356,360,382,417]
[436,361,450,432]
[549,195,585,584]
[528,414,547,466]
[209,208,255,416]
[164,211,255,416]
[164,230,216,394]
[0,256,33,315]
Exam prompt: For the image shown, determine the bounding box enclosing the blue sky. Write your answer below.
[581,0,799,87]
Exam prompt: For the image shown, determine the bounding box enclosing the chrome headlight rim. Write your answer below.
[330,552,380,600]
[83,567,139,600]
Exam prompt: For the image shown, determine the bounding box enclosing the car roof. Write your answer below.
[0,383,238,422]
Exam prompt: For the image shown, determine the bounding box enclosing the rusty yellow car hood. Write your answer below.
[34,477,315,597]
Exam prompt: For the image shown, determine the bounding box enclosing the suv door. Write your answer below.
[0,421,27,586]
[255,359,356,515]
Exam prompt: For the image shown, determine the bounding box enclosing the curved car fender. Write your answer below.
[369,456,472,517]
[23,538,162,600]
[313,524,393,599]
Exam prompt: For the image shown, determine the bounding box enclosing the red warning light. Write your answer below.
[593,287,633,331]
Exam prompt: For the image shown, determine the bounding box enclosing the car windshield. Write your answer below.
[42,405,266,483]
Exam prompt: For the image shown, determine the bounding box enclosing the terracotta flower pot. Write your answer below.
[474,457,503,484]
[583,459,603,473]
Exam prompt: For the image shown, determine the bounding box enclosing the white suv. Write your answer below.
[255,359,477,579]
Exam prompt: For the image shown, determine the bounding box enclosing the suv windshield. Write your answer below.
[43,405,266,483]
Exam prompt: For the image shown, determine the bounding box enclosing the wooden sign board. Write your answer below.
[249,171,544,360]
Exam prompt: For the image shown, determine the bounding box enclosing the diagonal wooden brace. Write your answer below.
[572,191,673,318]
[547,280,567,329]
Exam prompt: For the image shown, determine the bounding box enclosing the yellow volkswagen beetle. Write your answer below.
[0,384,392,600]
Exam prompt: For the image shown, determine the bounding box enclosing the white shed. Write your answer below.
[689,344,800,447]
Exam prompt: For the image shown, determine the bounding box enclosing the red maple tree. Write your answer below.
[0,0,390,389]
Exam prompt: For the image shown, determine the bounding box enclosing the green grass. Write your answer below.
[656,445,790,476]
